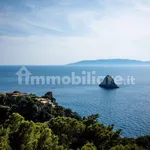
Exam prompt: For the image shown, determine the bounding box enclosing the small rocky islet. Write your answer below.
[99,75,119,89]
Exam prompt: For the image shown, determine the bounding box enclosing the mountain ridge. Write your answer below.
[68,59,150,66]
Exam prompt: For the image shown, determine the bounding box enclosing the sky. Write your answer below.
[0,0,150,65]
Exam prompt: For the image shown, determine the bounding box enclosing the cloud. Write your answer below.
[0,33,149,65]
[0,0,150,64]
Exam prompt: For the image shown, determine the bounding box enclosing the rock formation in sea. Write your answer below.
[99,75,119,89]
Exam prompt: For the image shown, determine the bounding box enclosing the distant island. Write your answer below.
[68,59,150,66]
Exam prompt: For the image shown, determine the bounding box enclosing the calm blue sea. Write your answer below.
[0,65,150,138]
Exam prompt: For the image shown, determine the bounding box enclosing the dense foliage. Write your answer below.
[0,92,81,123]
[0,91,150,150]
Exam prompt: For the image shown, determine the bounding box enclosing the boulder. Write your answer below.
[13,91,21,94]
[44,91,53,99]
[99,75,119,89]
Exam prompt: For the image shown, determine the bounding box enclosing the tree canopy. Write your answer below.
[0,91,149,150]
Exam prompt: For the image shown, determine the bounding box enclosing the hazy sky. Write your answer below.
[0,0,150,65]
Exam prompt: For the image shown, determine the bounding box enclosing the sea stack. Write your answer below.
[99,75,119,89]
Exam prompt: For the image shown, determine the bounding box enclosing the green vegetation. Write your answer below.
[0,91,150,150]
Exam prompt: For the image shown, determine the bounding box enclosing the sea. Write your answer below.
[0,65,150,138]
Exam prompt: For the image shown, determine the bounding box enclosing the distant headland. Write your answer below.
[68,59,150,66]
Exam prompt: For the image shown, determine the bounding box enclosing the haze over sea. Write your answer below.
[0,65,150,138]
